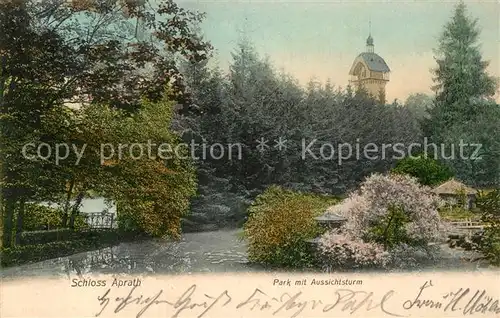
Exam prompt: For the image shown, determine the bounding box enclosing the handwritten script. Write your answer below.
[95,280,499,318]
[402,280,500,316]
[95,284,402,318]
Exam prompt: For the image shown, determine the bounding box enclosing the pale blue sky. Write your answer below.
[177,0,499,102]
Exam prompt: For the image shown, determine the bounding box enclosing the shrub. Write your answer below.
[475,189,500,266]
[244,185,338,268]
[18,228,117,246]
[20,229,78,245]
[23,204,64,231]
[392,155,453,186]
[319,173,446,269]
[22,203,89,231]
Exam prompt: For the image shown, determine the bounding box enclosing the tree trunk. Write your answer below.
[2,199,16,248]
[62,178,75,227]
[15,199,25,246]
[382,207,396,250]
[69,191,85,229]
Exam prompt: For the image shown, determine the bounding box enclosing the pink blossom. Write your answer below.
[319,173,446,268]
[319,229,389,268]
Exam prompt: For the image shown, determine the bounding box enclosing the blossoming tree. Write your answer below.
[319,173,447,269]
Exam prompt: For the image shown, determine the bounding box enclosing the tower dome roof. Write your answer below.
[349,52,390,74]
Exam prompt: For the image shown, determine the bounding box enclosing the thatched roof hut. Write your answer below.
[431,179,477,196]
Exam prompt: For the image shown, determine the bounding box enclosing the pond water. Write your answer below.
[1,230,262,280]
[0,229,495,281]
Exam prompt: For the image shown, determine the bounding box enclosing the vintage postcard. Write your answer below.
[1,0,499,317]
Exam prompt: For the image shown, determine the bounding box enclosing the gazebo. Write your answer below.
[431,179,477,210]
[306,205,348,246]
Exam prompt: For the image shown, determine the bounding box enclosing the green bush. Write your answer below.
[23,204,64,231]
[392,155,453,186]
[18,228,116,246]
[22,203,89,231]
[475,189,500,266]
[244,185,338,268]
[19,229,80,245]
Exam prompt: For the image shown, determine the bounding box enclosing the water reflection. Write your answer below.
[64,243,197,276]
[1,230,493,281]
[1,230,263,280]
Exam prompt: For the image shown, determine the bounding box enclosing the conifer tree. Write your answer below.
[426,1,498,137]
[425,1,499,186]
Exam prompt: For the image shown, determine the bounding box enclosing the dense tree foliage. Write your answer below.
[404,93,433,120]
[424,1,499,187]
[439,101,500,187]
[392,155,454,186]
[1,0,209,247]
[474,189,500,266]
[95,96,198,238]
[428,2,497,129]
[180,39,423,196]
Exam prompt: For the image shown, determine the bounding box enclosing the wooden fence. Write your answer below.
[446,218,484,235]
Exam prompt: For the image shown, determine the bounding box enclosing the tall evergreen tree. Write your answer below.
[425,1,499,186]
[426,1,498,137]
